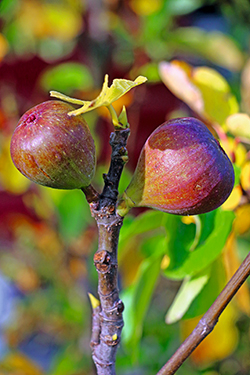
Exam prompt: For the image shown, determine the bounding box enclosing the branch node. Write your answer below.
[100,334,120,346]
[115,299,125,315]
[101,300,124,318]
[92,356,114,368]
[199,317,217,336]
[94,250,111,273]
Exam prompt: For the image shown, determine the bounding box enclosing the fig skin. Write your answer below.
[119,117,234,216]
[10,100,96,189]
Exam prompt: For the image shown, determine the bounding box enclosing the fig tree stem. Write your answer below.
[156,250,250,375]
[81,184,100,204]
[87,127,130,375]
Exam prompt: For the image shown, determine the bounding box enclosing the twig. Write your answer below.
[157,250,250,375]
[87,128,130,375]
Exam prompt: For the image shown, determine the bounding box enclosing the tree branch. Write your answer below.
[88,128,130,375]
[157,250,250,375]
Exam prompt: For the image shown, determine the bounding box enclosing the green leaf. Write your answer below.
[121,245,163,360]
[0,0,18,18]
[164,209,234,279]
[40,62,94,95]
[162,214,196,274]
[233,163,241,187]
[138,62,161,83]
[167,0,203,15]
[196,210,217,246]
[118,210,165,268]
[118,105,128,127]
[51,345,92,375]
[54,190,91,241]
[50,74,147,116]
[168,28,244,71]
[119,210,165,247]
[184,256,227,319]
[165,269,210,324]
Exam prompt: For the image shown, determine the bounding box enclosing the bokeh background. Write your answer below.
[1,0,250,374]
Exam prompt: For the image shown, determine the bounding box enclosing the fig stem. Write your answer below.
[89,127,130,375]
[117,191,135,217]
[81,184,100,204]
[156,250,250,375]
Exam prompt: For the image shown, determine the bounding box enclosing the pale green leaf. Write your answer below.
[169,27,244,71]
[40,62,94,94]
[168,0,203,15]
[184,256,227,319]
[166,270,210,324]
[226,113,250,139]
[50,74,147,116]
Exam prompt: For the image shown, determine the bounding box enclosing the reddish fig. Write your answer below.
[10,100,96,189]
[118,117,234,216]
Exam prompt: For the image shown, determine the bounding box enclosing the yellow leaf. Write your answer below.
[161,254,170,270]
[181,216,195,225]
[50,75,147,116]
[0,352,44,375]
[192,67,239,126]
[159,61,239,126]
[181,304,238,366]
[220,136,247,168]
[0,137,30,194]
[241,161,250,191]
[194,67,229,92]
[226,113,250,139]
[88,293,100,310]
[223,232,250,315]
[129,0,163,16]
[159,61,204,117]
[234,204,250,235]
[233,141,247,167]
[43,3,83,41]
[16,0,83,41]
[97,91,133,118]
[221,185,242,211]
[0,33,8,61]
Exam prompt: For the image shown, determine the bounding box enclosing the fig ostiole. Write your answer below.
[117,117,234,216]
[10,100,96,190]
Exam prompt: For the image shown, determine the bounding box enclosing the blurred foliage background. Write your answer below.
[1,0,250,374]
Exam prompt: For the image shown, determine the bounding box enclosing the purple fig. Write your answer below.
[10,100,96,189]
[118,117,234,216]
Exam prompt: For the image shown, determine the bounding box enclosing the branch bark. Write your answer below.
[87,128,130,375]
[157,250,250,375]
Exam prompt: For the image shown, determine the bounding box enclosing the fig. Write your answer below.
[10,100,96,189]
[118,117,234,216]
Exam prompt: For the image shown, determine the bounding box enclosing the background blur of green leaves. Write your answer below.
[1,0,250,374]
